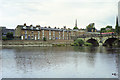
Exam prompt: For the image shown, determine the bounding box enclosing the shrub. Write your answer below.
[84,42,92,46]
[71,43,75,46]
[43,37,46,41]
[74,38,84,46]
[2,36,7,41]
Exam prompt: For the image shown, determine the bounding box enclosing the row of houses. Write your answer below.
[15,23,85,40]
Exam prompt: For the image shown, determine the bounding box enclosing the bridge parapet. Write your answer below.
[71,34,120,46]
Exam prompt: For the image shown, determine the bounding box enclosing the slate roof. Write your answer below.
[18,25,71,32]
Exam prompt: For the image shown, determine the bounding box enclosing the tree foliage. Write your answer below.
[6,32,14,40]
[73,26,78,29]
[100,25,113,33]
[43,37,46,41]
[86,23,96,32]
[74,38,84,46]
[106,25,112,29]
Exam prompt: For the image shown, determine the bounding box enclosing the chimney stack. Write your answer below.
[30,24,33,27]
[24,23,26,26]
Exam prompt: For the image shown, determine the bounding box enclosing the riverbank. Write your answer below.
[2,40,74,47]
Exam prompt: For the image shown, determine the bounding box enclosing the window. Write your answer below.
[31,31,34,34]
[67,31,69,40]
[49,30,51,35]
[35,35,37,40]
[21,35,23,40]
[63,31,64,40]
[31,31,34,40]
[36,27,39,30]
[25,31,27,34]
[42,30,44,39]
[38,31,40,40]
[31,27,33,30]
[28,35,30,40]
[31,35,34,40]
[49,30,51,40]
[59,31,61,39]
[25,34,27,40]
[53,31,55,40]
[23,26,26,29]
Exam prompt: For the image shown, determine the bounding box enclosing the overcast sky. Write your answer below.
[0,0,119,30]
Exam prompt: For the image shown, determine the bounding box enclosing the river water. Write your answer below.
[1,46,120,78]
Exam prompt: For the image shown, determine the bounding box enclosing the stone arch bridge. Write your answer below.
[71,34,120,46]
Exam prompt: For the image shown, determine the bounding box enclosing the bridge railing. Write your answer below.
[71,33,118,39]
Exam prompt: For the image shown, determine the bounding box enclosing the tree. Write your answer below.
[73,26,78,29]
[43,37,46,41]
[86,23,96,32]
[6,32,14,40]
[100,28,106,33]
[106,25,112,29]
[74,38,84,46]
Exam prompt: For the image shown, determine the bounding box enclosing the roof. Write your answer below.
[17,25,71,32]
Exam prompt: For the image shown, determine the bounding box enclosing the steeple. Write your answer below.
[75,19,77,27]
[116,16,119,26]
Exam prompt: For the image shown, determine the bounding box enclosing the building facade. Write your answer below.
[118,1,120,26]
[0,27,15,37]
[15,24,75,40]
[15,23,85,40]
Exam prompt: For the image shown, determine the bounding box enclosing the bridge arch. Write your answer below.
[103,38,117,46]
[86,38,99,46]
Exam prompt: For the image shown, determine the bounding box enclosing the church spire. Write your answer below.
[116,16,119,26]
[73,19,78,29]
[75,19,77,27]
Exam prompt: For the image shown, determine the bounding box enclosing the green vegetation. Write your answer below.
[2,32,14,40]
[6,32,14,40]
[74,38,84,46]
[84,42,92,46]
[100,25,113,33]
[2,36,7,40]
[86,23,96,32]
[73,26,78,29]
[43,37,46,41]
[112,39,120,47]
[100,28,106,33]
[73,38,92,46]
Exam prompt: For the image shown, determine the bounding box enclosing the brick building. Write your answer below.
[15,23,85,40]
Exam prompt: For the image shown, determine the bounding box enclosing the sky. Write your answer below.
[0,0,119,30]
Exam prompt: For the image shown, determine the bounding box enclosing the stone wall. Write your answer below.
[2,40,74,47]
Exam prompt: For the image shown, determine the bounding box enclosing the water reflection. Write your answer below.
[2,46,119,78]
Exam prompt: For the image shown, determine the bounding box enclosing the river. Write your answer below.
[1,46,120,78]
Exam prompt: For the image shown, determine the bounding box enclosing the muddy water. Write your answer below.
[1,46,119,78]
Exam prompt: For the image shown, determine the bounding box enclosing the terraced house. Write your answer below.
[15,23,85,41]
[15,23,74,40]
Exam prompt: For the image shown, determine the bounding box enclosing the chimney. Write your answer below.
[68,28,70,30]
[30,24,33,27]
[64,26,66,29]
[36,25,40,27]
[24,23,26,26]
